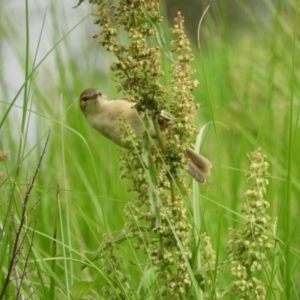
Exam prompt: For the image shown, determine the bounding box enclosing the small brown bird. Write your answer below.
[79,88,212,183]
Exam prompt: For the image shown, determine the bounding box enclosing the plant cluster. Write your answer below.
[90,0,200,298]
[228,148,274,299]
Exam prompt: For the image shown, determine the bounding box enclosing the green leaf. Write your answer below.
[70,281,94,299]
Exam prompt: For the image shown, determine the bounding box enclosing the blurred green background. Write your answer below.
[0,0,299,298]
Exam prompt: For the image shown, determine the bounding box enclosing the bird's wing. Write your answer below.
[115,98,177,139]
[117,97,138,104]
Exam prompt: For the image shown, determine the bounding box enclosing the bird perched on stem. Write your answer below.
[79,88,212,183]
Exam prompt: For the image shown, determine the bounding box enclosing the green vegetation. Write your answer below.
[0,0,299,299]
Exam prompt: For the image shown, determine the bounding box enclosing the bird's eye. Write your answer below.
[81,96,89,102]
[98,91,102,97]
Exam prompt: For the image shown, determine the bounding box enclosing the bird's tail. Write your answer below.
[186,148,212,183]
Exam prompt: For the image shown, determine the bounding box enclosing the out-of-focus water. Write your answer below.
[0,0,96,147]
[2,0,93,98]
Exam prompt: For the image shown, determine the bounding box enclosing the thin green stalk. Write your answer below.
[198,46,221,300]
[15,0,30,180]
[57,182,70,299]
[60,95,74,287]
[152,116,166,153]
[152,115,178,204]
[49,182,59,300]
[285,6,297,299]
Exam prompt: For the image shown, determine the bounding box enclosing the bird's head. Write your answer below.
[79,88,106,113]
